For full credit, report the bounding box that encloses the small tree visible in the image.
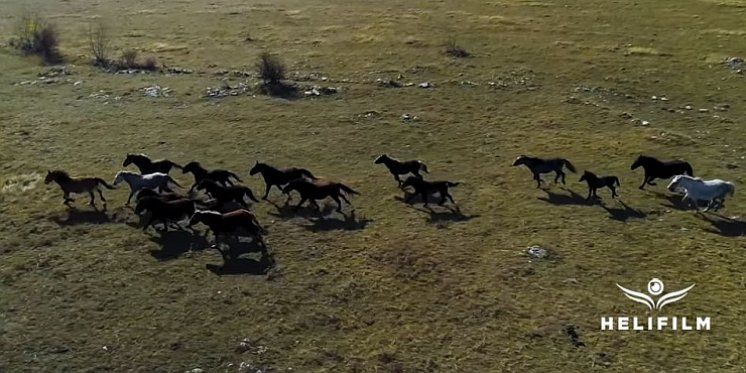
[256,52,286,85]
[444,40,469,58]
[88,23,112,68]
[120,49,138,68]
[11,13,62,64]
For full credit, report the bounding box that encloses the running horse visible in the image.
[631,155,693,190]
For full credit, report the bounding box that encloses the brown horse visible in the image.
[401,176,459,207]
[123,153,182,175]
[44,170,115,208]
[189,210,266,250]
[182,161,242,192]
[249,161,316,199]
[282,179,358,213]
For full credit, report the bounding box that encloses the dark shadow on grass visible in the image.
[301,210,373,232]
[696,213,746,237]
[268,199,337,220]
[537,188,588,206]
[395,192,477,223]
[600,200,647,222]
[206,238,275,276]
[51,207,112,226]
[148,229,210,261]
[652,191,693,211]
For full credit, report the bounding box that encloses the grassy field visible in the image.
[1,0,746,371]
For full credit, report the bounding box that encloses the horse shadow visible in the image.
[652,191,692,211]
[267,199,340,220]
[697,214,746,237]
[600,200,647,222]
[537,188,588,206]
[395,193,477,223]
[301,210,373,232]
[148,229,210,261]
[51,207,113,226]
[206,239,275,276]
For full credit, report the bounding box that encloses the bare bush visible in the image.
[88,23,112,68]
[256,52,286,85]
[11,13,62,64]
[120,49,138,68]
[142,56,158,71]
[445,40,470,58]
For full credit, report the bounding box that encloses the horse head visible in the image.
[249,161,264,175]
[511,155,528,167]
[44,170,55,184]
[666,175,684,192]
[123,154,134,167]
[182,161,199,174]
[579,171,590,182]
[374,154,388,164]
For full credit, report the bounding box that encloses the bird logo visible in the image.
[617,278,695,311]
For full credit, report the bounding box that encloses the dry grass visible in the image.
[0,0,745,371]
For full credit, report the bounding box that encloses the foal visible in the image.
[195,179,259,208]
[183,161,242,192]
[401,176,459,207]
[579,171,620,200]
[189,210,266,250]
[113,171,182,205]
[123,153,182,174]
[631,155,694,190]
[512,155,576,188]
[44,170,115,208]
[249,161,316,199]
[374,154,428,187]
[134,197,196,231]
[282,179,359,213]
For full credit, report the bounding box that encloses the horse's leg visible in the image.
[534,173,542,188]
[393,173,401,187]
[446,192,455,204]
[559,171,566,185]
[647,176,656,186]
[126,190,135,205]
[421,192,429,207]
[97,189,107,203]
[263,184,271,200]
[88,191,96,207]
[310,199,321,211]
[610,186,617,198]
[63,192,73,205]
[142,215,153,231]
[295,197,307,210]
[332,195,343,213]
[638,176,647,190]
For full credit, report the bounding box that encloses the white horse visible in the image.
[667,174,735,212]
[113,171,182,204]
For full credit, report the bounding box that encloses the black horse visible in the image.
[249,162,316,199]
[134,197,196,232]
[579,171,620,200]
[282,179,358,213]
[630,155,693,190]
[374,154,428,187]
[182,161,242,192]
[123,153,182,174]
[512,155,576,188]
[195,179,259,208]
[401,176,459,207]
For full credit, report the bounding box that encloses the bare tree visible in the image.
[88,23,111,68]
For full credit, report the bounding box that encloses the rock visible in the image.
[166,67,193,74]
[304,88,321,96]
[725,56,744,70]
[641,120,650,126]
[73,80,83,86]
[236,338,253,353]
[186,369,204,373]
[376,78,401,88]
[698,108,709,113]
[684,105,693,110]
[660,97,669,101]
[651,95,657,100]
[143,85,170,97]
[402,114,412,121]
[526,246,547,259]
[418,82,433,88]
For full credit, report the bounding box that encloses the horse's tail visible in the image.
[95,178,116,190]
[300,169,317,180]
[419,162,429,173]
[727,183,735,197]
[562,159,577,173]
[228,171,243,182]
[684,163,694,177]
[446,182,460,187]
[338,183,359,196]
[166,175,183,188]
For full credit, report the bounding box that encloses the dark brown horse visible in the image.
[195,179,259,208]
[631,155,694,190]
[189,210,266,250]
[182,161,242,192]
[579,171,620,200]
[44,170,115,208]
[401,176,459,207]
[134,197,196,231]
[249,161,316,199]
[512,155,576,188]
[374,154,428,186]
[282,179,358,213]
[123,153,182,174]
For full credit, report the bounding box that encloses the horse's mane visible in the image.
[128,153,149,160]
[48,170,71,181]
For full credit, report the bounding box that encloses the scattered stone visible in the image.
[725,56,744,71]
[236,338,253,353]
[641,120,650,126]
[619,112,633,119]
[660,97,669,101]
[684,105,693,110]
[143,85,170,97]
[376,78,402,88]
[73,80,83,86]
[418,82,433,88]
[526,246,547,259]
[39,65,72,78]
[165,66,193,74]
[186,369,204,373]
[303,85,338,96]
[698,108,709,113]
[204,81,251,98]
[651,95,657,100]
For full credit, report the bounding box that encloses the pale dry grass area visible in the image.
[0,0,745,371]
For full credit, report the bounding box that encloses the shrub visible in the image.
[256,52,286,85]
[142,56,158,71]
[88,23,112,68]
[120,49,138,68]
[445,40,469,58]
[11,14,62,64]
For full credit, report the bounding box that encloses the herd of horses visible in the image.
[43,152,737,260]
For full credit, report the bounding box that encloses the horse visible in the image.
[134,197,196,231]
[631,155,694,190]
[374,154,428,187]
[249,161,316,199]
[512,155,576,188]
[195,179,259,209]
[44,170,115,208]
[282,179,358,213]
[123,153,182,174]
[667,175,735,211]
[401,176,459,207]
[579,171,620,200]
[188,210,266,253]
[182,161,242,192]
[134,188,184,203]
[113,171,182,205]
